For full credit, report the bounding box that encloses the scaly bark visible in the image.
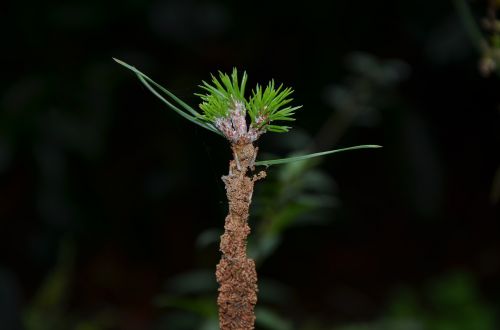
[216,141,266,330]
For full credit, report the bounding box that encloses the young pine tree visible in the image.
[114,59,379,330]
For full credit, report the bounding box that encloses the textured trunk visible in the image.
[216,142,266,330]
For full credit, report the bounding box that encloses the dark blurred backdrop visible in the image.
[2,0,500,329]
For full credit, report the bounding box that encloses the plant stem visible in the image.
[216,141,266,330]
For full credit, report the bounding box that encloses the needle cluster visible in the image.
[196,69,301,142]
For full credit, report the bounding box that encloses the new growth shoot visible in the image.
[196,69,301,143]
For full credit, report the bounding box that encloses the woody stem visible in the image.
[216,142,266,330]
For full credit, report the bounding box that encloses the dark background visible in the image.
[1,0,500,329]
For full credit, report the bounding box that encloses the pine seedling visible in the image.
[114,59,380,330]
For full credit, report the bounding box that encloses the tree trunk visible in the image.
[216,142,266,330]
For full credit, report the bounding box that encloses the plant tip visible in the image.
[113,58,133,69]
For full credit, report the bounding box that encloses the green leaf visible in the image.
[196,68,248,122]
[246,79,301,133]
[255,145,382,167]
[255,307,292,330]
[113,58,222,136]
[266,125,290,133]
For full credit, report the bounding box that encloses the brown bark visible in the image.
[216,141,266,330]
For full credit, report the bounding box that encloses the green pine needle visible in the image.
[246,81,302,131]
[195,68,249,123]
[255,145,382,167]
[113,58,222,136]
[195,69,248,123]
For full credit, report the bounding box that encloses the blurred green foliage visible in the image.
[23,240,116,330]
[336,272,496,330]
